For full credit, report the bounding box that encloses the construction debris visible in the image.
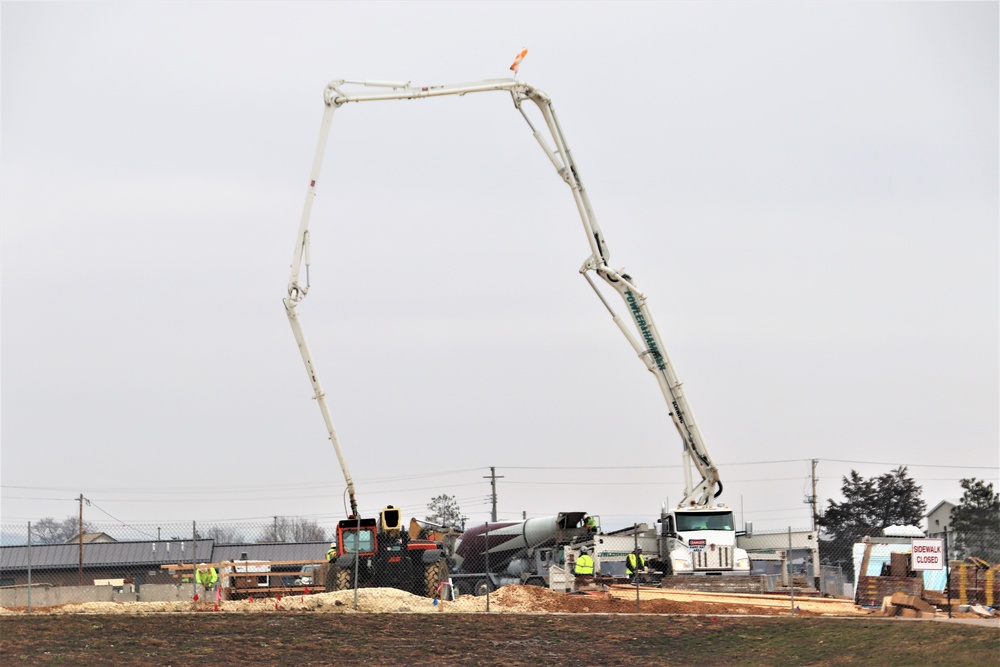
[969,604,995,618]
[880,591,937,618]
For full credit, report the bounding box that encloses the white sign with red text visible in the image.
[911,538,944,570]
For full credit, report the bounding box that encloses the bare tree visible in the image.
[33,516,94,544]
[204,525,246,543]
[258,517,326,543]
[290,518,327,542]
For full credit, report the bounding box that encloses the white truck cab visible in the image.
[661,505,750,575]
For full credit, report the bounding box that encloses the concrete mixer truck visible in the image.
[448,512,592,596]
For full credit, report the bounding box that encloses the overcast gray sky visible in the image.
[2,1,997,536]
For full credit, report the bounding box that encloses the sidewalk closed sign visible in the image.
[911,538,944,570]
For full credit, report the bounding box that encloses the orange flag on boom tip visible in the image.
[510,48,528,75]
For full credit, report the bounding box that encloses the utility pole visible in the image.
[78,493,84,586]
[483,467,504,522]
[809,459,821,591]
[809,459,820,531]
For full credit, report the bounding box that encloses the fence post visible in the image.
[27,521,32,613]
[353,515,360,611]
[944,527,952,618]
[788,527,795,616]
[485,521,491,613]
[192,521,197,600]
[634,524,640,613]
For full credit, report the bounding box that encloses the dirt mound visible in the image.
[0,584,828,616]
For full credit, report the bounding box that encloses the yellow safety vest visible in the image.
[574,554,594,575]
[196,567,218,586]
[626,553,645,574]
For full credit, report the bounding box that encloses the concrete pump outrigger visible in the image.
[285,73,749,585]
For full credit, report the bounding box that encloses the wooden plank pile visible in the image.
[606,585,861,615]
[856,575,923,607]
[880,591,937,618]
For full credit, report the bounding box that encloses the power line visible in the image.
[3,458,992,498]
[84,497,159,540]
[816,459,997,470]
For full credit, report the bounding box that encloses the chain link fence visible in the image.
[2,519,997,612]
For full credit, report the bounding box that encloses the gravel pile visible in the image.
[0,587,529,615]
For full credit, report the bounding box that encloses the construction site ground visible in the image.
[2,585,997,666]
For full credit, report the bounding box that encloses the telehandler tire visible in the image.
[424,558,449,598]
[326,564,353,591]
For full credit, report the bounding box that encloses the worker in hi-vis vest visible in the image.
[574,547,595,577]
[626,547,646,581]
[196,563,218,590]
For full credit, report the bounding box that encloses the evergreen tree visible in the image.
[818,466,926,581]
[426,494,467,530]
[949,478,1000,562]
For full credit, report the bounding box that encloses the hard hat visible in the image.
[199,563,207,567]
[580,547,589,554]
[636,547,642,551]
[330,542,336,548]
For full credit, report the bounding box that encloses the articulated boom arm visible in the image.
[285,77,721,517]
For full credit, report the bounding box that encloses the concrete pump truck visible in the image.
[284,62,748,598]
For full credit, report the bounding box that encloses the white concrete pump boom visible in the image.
[284,76,723,517]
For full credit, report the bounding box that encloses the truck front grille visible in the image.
[692,545,733,570]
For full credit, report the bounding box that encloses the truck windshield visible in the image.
[676,511,734,532]
[341,528,375,553]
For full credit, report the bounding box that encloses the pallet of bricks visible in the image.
[855,551,925,608]
[865,557,999,618]
[948,559,999,610]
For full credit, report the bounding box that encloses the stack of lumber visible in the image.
[607,585,860,615]
[880,591,937,618]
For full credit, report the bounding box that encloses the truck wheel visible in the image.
[424,558,449,598]
[474,578,494,597]
[327,564,353,591]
